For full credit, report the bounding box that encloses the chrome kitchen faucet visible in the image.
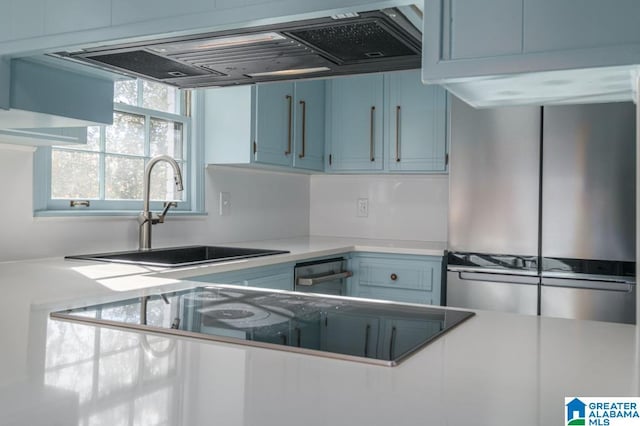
[138,155,184,251]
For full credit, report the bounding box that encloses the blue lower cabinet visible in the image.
[379,318,444,361]
[321,311,380,358]
[349,253,443,305]
[189,263,294,291]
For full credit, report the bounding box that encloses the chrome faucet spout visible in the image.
[138,155,184,251]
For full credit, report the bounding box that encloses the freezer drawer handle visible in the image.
[542,278,633,293]
[296,271,353,286]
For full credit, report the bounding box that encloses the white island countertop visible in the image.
[0,236,638,426]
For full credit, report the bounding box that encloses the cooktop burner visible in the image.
[51,285,474,367]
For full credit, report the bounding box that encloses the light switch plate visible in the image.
[357,198,368,217]
[219,192,231,216]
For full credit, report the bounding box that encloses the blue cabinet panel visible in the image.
[326,71,447,173]
[349,253,443,306]
[385,70,447,172]
[204,80,324,171]
[449,0,523,59]
[2,59,113,129]
[326,74,384,171]
[190,263,294,291]
[255,82,294,167]
[321,311,380,358]
[292,80,324,171]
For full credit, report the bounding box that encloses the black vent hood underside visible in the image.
[57,8,421,88]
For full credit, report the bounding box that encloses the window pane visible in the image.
[105,155,144,200]
[106,112,145,155]
[142,80,179,113]
[85,126,101,151]
[150,119,183,159]
[149,161,185,201]
[114,80,138,106]
[51,150,99,199]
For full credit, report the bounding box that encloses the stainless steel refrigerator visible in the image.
[446,97,636,324]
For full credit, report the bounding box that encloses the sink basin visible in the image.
[65,245,290,267]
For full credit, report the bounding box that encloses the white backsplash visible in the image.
[309,174,448,242]
[0,149,310,261]
[0,146,448,261]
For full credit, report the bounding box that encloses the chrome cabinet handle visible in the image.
[295,327,301,347]
[395,105,401,162]
[298,100,306,159]
[364,324,371,357]
[285,95,292,155]
[389,326,397,360]
[296,271,353,286]
[370,106,376,161]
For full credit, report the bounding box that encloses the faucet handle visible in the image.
[157,201,178,223]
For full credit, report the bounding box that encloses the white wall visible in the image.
[0,149,310,261]
[309,174,448,242]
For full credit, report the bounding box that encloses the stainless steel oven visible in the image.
[294,257,352,295]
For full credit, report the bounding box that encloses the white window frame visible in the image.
[33,82,205,217]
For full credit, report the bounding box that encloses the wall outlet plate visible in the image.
[357,198,368,217]
[219,192,231,216]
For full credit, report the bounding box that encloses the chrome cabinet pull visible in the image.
[296,271,353,286]
[395,105,401,162]
[364,324,371,357]
[389,326,397,360]
[370,106,376,161]
[299,100,306,159]
[285,95,293,155]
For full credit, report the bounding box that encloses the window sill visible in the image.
[33,210,208,218]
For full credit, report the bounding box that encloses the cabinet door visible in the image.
[189,264,294,291]
[386,71,448,172]
[321,312,379,358]
[245,269,294,291]
[523,0,640,53]
[254,82,295,167]
[448,0,523,60]
[293,80,325,171]
[351,254,443,305]
[380,318,444,361]
[326,74,384,171]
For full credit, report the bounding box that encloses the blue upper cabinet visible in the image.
[255,82,295,167]
[326,71,447,173]
[385,71,447,172]
[0,58,112,147]
[325,74,384,172]
[292,80,325,171]
[204,80,325,172]
[423,0,640,107]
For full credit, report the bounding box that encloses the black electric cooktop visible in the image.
[51,285,474,367]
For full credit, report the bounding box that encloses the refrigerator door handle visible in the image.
[541,277,634,293]
[455,271,540,285]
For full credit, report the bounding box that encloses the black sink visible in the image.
[66,245,290,267]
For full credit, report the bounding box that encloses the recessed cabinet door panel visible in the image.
[449,0,523,59]
[321,312,379,358]
[386,70,447,172]
[255,82,294,167]
[523,0,640,53]
[293,80,325,171]
[327,74,384,171]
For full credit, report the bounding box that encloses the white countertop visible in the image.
[1,236,638,426]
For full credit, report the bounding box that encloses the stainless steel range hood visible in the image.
[54,8,421,88]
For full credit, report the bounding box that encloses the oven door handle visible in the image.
[297,271,353,286]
